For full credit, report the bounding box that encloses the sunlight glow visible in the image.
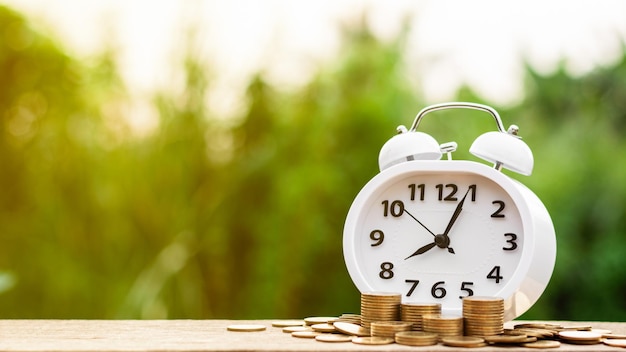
[5,0,626,113]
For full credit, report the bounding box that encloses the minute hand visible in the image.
[441,188,471,237]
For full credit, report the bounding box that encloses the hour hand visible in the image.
[405,242,436,260]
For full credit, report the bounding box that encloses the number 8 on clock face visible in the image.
[343,160,556,321]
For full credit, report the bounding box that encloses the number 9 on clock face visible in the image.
[343,161,556,320]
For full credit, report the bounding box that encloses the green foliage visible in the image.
[1,5,626,321]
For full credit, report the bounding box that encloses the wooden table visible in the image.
[0,320,623,351]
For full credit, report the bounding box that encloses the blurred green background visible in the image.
[1,4,626,321]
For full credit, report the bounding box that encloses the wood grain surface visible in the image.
[0,320,622,351]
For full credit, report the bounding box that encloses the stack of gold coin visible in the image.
[462,296,504,337]
[395,331,439,346]
[400,302,441,331]
[422,314,463,339]
[360,292,401,328]
[370,321,412,338]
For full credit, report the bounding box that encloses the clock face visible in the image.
[344,162,529,316]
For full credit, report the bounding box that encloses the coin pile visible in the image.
[400,302,441,331]
[360,292,401,328]
[463,296,504,336]
[422,314,464,339]
[370,321,412,337]
[232,292,622,349]
[394,331,438,346]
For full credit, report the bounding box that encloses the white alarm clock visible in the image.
[343,102,556,321]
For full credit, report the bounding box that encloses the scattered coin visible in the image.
[332,321,370,337]
[559,324,592,331]
[291,330,321,338]
[515,327,556,338]
[522,340,561,349]
[352,336,395,345]
[604,339,626,348]
[304,316,336,325]
[315,333,352,343]
[282,326,310,333]
[515,323,561,330]
[226,324,266,332]
[310,323,337,333]
[483,334,529,344]
[280,291,616,349]
[271,320,304,327]
[558,330,603,344]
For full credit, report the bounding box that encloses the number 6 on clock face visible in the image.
[343,160,556,321]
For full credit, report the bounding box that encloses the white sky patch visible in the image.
[4,0,626,119]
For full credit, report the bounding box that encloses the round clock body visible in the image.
[343,160,556,321]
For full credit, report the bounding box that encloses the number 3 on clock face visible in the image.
[343,160,555,320]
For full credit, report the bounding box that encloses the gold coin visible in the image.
[523,340,561,349]
[282,326,310,333]
[514,328,553,338]
[559,324,592,330]
[226,324,267,332]
[291,330,321,338]
[332,322,370,337]
[514,323,551,329]
[604,339,626,347]
[558,330,603,342]
[441,336,486,348]
[271,320,304,327]
[304,316,336,325]
[483,334,529,344]
[352,336,395,345]
[513,336,538,344]
[503,329,527,335]
[310,323,337,333]
[315,334,352,343]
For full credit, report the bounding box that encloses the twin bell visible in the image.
[378,102,534,176]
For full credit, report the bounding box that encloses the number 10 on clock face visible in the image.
[343,165,526,316]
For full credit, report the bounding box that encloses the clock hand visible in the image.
[403,208,436,237]
[436,187,471,254]
[405,242,436,260]
[441,188,471,237]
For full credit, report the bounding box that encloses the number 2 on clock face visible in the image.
[358,174,523,307]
